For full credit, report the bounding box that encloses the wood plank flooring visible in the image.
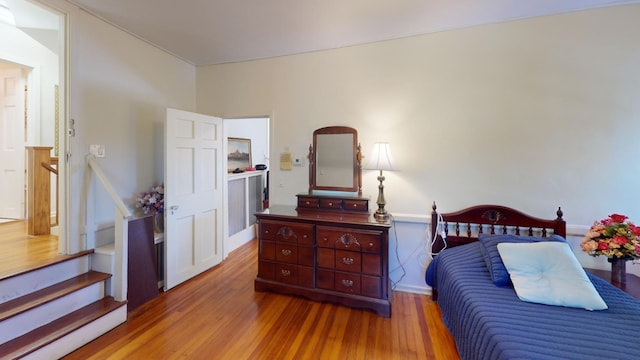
[64,239,460,360]
[0,220,62,279]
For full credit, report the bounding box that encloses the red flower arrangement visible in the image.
[581,214,640,260]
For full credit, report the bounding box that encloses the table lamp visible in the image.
[364,142,398,221]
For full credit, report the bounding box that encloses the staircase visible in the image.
[0,251,127,359]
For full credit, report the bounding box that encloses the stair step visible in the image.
[0,297,127,359]
[0,250,94,282]
[0,271,111,322]
[1,252,94,305]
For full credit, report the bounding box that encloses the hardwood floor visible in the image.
[64,239,460,360]
[0,220,61,280]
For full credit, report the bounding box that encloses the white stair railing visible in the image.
[87,155,132,302]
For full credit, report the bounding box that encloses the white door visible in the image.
[0,68,26,219]
[164,108,223,290]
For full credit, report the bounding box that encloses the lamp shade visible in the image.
[364,142,398,171]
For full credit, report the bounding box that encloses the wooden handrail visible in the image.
[86,155,132,302]
[41,162,58,175]
[87,156,132,218]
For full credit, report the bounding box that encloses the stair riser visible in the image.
[0,282,105,344]
[21,305,127,360]
[0,257,91,305]
[92,247,115,296]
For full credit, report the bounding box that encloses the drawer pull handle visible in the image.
[341,279,354,287]
[264,230,270,235]
[328,202,333,206]
[342,257,354,265]
[369,242,374,248]
[281,269,291,277]
[303,234,308,239]
[305,201,310,205]
[281,249,292,256]
[353,203,358,207]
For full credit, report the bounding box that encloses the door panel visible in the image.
[0,69,26,219]
[165,108,223,290]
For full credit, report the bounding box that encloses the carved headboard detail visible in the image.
[430,202,565,254]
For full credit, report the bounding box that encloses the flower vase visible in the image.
[154,213,164,233]
[608,257,627,285]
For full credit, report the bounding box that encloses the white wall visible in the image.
[57,2,197,251]
[197,5,640,291]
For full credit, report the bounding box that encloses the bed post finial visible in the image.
[432,201,437,213]
[556,207,564,221]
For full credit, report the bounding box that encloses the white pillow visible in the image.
[497,241,608,310]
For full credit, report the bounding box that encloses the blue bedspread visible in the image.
[426,242,640,360]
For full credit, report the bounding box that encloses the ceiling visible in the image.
[9,0,640,66]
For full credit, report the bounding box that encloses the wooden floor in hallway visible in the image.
[0,220,61,280]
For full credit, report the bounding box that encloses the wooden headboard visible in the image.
[430,202,566,254]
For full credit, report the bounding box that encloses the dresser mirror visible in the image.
[308,126,362,195]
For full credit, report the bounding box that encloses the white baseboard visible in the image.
[392,283,432,296]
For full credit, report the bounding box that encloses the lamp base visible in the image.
[374,209,390,222]
[374,170,389,222]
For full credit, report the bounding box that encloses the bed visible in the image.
[425,203,640,360]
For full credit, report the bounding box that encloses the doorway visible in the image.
[223,116,270,258]
[0,0,66,268]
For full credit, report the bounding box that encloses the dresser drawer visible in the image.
[362,253,381,276]
[334,271,361,295]
[298,245,315,267]
[258,260,275,280]
[295,194,369,214]
[317,226,382,253]
[317,247,335,269]
[276,263,298,285]
[275,263,314,287]
[275,243,297,264]
[259,241,276,261]
[334,250,361,273]
[362,275,382,298]
[274,243,315,266]
[316,269,365,296]
[297,196,319,209]
[319,198,342,210]
[316,268,334,291]
[343,199,368,212]
[260,221,314,245]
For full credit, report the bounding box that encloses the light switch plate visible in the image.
[90,144,105,157]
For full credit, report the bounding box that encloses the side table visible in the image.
[585,268,640,300]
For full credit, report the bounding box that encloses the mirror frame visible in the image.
[308,126,362,195]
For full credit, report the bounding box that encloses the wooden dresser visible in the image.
[254,194,392,317]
